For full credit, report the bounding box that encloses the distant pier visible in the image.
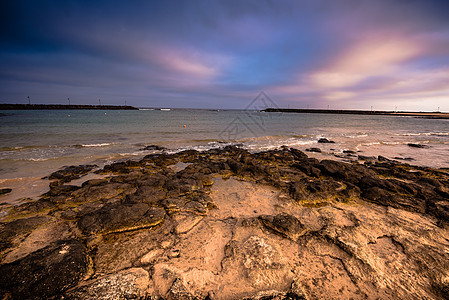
[262,108,449,119]
[0,104,139,110]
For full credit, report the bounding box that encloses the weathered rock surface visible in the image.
[259,214,306,242]
[65,267,150,299]
[1,146,448,299]
[78,203,166,234]
[0,239,89,299]
[0,215,52,255]
[47,164,97,187]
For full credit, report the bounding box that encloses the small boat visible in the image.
[160,108,171,111]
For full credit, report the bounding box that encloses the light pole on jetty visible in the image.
[27,96,30,105]
[68,98,70,105]
[98,99,102,106]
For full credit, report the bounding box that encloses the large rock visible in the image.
[77,203,165,235]
[0,239,89,299]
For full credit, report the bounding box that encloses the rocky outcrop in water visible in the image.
[408,143,431,148]
[0,146,448,299]
[0,189,11,196]
[317,138,335,143]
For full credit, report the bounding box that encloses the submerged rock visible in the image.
[142,144,167,151]
[408,143,430,148]
[318,138,335,143]
[305,147,322,153]
[0,188,11,195]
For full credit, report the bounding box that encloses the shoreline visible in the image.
[263,108,449,119]
[1,140,448,204]
[1,146,448,299]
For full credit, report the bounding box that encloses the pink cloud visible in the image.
[310,36,423,89]
[149,47,226,78]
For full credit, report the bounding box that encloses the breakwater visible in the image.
[0,104,138,110]
[263,108,449,119]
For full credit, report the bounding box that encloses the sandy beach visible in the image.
[1,146,448,299]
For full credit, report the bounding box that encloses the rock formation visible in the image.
[1,146,448,299]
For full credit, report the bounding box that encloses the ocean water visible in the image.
[1,109,448,183]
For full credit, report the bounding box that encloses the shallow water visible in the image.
[0,109,448,183]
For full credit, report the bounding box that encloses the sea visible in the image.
[1,109,448,203]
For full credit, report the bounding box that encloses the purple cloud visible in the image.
[1,0,448,110]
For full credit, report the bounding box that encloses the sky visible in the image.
[1,0,449,110]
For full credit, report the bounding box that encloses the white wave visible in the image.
[27,158,50,162]
[165,142,238,154]
[345,134,368,138]
[81,143,113,147]
[381,142,402,145]
[360,142,381,146]
[244,138,316,152]
[290,140,316,146]
[398,133,421,136]
[117,151,147,156]
[398,132,449,136]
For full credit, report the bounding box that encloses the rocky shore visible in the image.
[1,146,448,299]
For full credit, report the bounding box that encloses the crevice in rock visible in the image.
[322,254,362,293]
